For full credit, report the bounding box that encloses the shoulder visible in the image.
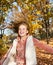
[33,37,40,44]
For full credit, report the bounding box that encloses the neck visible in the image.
[18,34,29,41]
[20,35,27,41]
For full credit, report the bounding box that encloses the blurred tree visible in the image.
[0,0,53,43]
[0,0,53,59]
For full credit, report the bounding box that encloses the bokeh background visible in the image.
[0,0,53,65]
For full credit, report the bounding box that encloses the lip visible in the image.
[20,32,24,34]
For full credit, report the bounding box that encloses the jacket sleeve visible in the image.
[2,39,17,65]
[8,39,17,58]
[33,38,53,54]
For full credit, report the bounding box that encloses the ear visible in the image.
[27,30,28,34]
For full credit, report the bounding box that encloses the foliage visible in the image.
[0,0,53,41]
[0,36,10,59]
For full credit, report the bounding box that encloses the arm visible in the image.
[6,39,17,58]
[33,38,53,54]
[0,45,12,65]
[0,39,17,65]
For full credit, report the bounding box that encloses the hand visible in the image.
[0,55,7,65]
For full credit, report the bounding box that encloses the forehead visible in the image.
[19,24,27,28]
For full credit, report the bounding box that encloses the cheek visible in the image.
[18,30,20,34]
[23,29,28,33]
[23,30,28,34]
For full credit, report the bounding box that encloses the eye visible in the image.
[23,28,25,30]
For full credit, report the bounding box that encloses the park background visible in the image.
[0,0,53,65]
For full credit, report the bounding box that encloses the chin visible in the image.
[20,35,25,37]
[19,34,25,37]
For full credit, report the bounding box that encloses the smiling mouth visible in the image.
[20,32,24,34]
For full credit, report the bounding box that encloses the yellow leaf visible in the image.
[36,11,41,15]
[24,4,29,9]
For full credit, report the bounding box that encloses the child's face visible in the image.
[18,24,28,37]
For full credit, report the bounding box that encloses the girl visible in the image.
[1,21,53,65]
